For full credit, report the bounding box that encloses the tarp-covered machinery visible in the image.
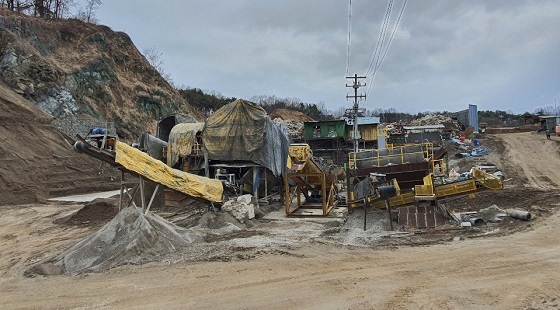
[202,99,289,178]
[166,122,205,172]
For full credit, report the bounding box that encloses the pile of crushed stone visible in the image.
[29,207,202,275]
[409,114,463,132]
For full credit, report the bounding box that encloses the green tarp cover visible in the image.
[202,99,289,176]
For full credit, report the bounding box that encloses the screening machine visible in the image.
[284,144,339,216]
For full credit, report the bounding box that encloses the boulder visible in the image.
[237,194,262,216]
[222,199,255,223]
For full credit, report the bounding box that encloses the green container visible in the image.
[303,120,347,139]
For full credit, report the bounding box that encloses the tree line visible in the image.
[177,89,335,121]
[0,0,102,23]
[179,88,545,128]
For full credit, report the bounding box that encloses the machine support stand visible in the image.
[385,198,394,231]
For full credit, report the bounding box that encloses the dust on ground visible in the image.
[1,132,560,309]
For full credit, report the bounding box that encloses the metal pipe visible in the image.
[468,217,485,226]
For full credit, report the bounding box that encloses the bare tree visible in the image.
[53,0,75,18]
[13,0,34,13]
[143,46,165,71]
[2,0,74,18]
[75,0,101,23]
[33,0,46,16]
[142,46,174,86]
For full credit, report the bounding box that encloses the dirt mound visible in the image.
[63,198,119,226]
[29,207,202,275]
[269,109,315,122]
[0,83,120,206]
[485,125,536,134]
[195,211,246,230]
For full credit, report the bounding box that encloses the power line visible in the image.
[373,0,408,76]
[366,0,408,98]
[364,0,394,78]
[372,0,394,77]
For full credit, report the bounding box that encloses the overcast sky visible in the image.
[91,0,560,114]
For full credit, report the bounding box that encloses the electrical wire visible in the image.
[374,0,408,76]
[364,0,394,78]
[366,0,408,98]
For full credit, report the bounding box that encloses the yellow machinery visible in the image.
[284,144,338,216]
[74,138,224,214]
[348,142,446,175]
[370,167,503,209]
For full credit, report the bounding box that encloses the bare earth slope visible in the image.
[0,132,559,309]
[0,82,119,205]
[487,131,560,189]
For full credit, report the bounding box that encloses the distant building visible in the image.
[454,104,479,133]
[538,115,559,132]
[302,117,380,165]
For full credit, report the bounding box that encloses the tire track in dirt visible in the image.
[495,132,560,189]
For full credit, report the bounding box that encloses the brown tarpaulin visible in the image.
[166,123,204,167]
[202,99,289,176]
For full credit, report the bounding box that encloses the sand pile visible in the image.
[62,198,119,226]
[31,207,202,275]
[269,108,315,122]
[195,211,246,233]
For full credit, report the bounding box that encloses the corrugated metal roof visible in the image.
[357,117,380,125]
[403,124,445,130]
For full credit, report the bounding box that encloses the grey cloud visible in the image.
[90,0,560,114]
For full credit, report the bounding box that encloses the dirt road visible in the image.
[1,132,560,309]
[491,131,560,189]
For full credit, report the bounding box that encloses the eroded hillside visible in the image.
[0,8,200,138]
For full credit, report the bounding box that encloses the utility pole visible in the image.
[346,74,366,153]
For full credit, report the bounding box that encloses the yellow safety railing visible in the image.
[432,158,447,175]
[348,142,433,169]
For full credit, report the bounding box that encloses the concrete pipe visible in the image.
[507,209,532,221]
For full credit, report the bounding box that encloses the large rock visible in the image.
[222,199,255,223]
[237,194,262,216]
